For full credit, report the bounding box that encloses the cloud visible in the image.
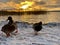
[0,0,10,2]
[0,0,59,10]
[0,1,20,10]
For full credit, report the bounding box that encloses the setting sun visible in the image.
[20,4,29,9]
[20,1,34,10]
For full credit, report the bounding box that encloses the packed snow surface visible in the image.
[0,21,60,45]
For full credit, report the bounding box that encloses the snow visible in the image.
[0,21,60,45]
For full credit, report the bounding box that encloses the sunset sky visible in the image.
[0,0,59,3]
[0,0,60,10]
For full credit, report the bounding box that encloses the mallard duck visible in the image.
[1,16,18,37]
[33,21,42,35]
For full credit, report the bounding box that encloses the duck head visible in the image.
[7,16,12,21]
[7,16,13,25]
[39,21,42,25]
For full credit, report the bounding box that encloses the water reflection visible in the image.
[0,12,60,24]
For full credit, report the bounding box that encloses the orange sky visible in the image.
[0,0,60,10]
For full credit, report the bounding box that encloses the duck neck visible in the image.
[8,19,14,25]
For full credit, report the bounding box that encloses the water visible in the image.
[0,12,60,24]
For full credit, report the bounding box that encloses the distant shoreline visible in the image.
[0,10,60,15]
[0,10,48,15]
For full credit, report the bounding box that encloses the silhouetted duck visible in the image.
[33,21,42,35]
[1,16,18,37]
